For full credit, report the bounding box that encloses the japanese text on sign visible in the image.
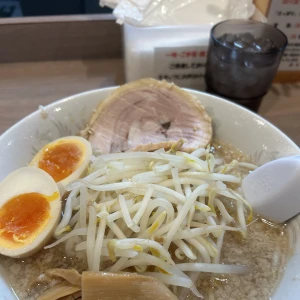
[154,47,208,88]
[268,0,300,70]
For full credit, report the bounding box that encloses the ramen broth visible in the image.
[0,142,290,300]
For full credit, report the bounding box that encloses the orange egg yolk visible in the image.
[0,193,55,245]
[38,142,83,182]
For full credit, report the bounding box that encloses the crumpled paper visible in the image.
[100,0,260,26]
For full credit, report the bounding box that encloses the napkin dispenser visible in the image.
[123,23,211,89]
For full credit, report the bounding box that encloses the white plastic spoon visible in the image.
[242,156,300,223]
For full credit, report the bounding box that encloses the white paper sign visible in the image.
[154,46,208,89]
[268,0,300,70]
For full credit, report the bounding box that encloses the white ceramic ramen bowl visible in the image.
[0,88,299,300]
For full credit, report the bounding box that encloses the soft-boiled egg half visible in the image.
[30,136,92,189]
[0,167,61,258]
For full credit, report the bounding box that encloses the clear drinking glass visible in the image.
[205,20,288,112]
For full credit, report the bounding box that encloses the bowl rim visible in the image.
[1,86,298,151]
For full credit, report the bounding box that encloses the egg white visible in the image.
[0,167,61,258]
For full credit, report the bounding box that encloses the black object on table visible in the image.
[20,0,112,16]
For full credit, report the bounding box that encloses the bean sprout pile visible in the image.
[45,146,257,297]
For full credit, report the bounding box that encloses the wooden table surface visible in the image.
[0,58,299,146]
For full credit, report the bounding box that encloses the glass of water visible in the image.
[205,20,287,112]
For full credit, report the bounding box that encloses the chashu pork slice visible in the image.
[81,78,212,153]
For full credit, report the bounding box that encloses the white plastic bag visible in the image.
[100,0,260,26]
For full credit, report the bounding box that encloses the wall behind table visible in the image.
[0,15,122,63]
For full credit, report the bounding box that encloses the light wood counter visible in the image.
[0,59,299,146]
